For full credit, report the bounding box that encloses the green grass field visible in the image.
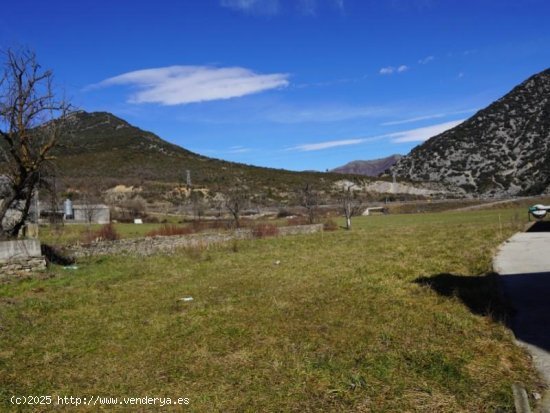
[0,208,543,412]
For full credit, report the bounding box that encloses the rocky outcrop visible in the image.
[390,68,550,196]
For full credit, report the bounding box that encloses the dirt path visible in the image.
[493,223,550,412]
[453,197,532,212]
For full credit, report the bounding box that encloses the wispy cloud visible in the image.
[88,66,289,105]
[298,0,345,15]
[293,74,367,89]
[265,104,388,123]
[418,55,434,64]
[382,109,476,126]
[379,65,408,75]
[289,119,466,151]
[221,0,344,16]
[290,138,366,151]
[298,0,317,15]
[389,119,465,143]
[220,0,280,15]
[228,145,252,153]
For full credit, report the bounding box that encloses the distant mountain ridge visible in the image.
[50,111,377,201]
[390,68,550,196]
[331,155,402,176]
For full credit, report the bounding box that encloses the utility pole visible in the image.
[186,170,191,188]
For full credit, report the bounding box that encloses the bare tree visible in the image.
[339,185,364,230]
[80,192,100,225]
[123,196,147,220]
[189,190,206,221]
[223,185,249,228]
[0,48,71,238]
[298,183,319,224]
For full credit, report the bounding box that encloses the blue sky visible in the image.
[2,0,549,171]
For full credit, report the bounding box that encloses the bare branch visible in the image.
[0,47,71,238]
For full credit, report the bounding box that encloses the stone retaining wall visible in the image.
[67,224,323,258]
[0,257,47,275]
[0,239,47,277]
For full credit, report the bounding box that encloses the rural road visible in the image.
[493,221,550,412]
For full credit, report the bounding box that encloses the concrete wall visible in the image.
[67,224,324,258]
[0,239,42,260]
[71,205,110,224]
[0,239,46,277]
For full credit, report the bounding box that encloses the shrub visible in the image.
[323,219,339,231]
[146,224,195,237]
[83,223,120,243]
[252,223,279,238]
[276,209,293,218]
[287,216,309,226]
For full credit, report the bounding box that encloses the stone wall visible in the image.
[0,257,47,275]
[66,224,324,258]
[0,239,47,277]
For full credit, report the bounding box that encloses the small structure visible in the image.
[70,204,110,224]
[41,199,110,224]
[362,207,388,216]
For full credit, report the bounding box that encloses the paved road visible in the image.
[494,224,550,412]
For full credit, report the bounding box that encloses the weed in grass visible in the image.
[252,223,279,238]
[147,224,195,237]
[323,219,339,231]
[82,223,120,243]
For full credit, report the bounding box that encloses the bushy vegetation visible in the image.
[146,224,195,237]
[83,223,120,243]
[251,223,279,238]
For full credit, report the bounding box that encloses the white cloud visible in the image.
[266,104,388,123]
[220,0,280,15]
[332,0,344,10]
[89,66,289,105]
[380,65,408,75]
[389,119,465,143]
[287,119,464,152]
[228,146,252,153]
[290,138,365,151]
[418,55,434,64]
[382,109,476,126]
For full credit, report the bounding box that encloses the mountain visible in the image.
[50,111,374,202]
[390,68,550,196]
[332,155,402,176]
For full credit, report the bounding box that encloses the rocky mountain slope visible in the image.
[331,155,402,176]
[390,68,550,196]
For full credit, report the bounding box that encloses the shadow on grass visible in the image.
[41,244,75,266]
[417,271,550,353]
[414,272,513,323]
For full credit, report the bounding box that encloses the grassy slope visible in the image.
[0,209,542,412]
[51,112,375,200]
